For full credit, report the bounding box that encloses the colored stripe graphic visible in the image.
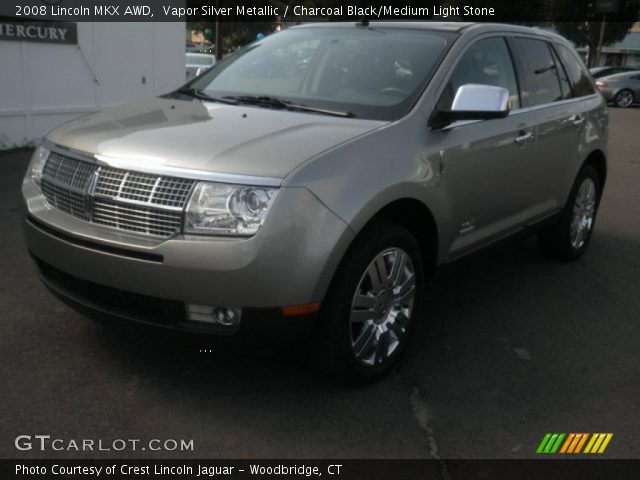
[538,433,613,454]
[584,433,613,454]
[536,433,565,454]
[549,433,565,453]
[536,433,552,454]
[574,433,589,453]
[559,433,575,453]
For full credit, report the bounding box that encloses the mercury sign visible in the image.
[0,22,77,44]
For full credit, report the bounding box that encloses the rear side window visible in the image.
[555,44,596,97]
[437,37,520,111]
[513,38,564,106]
[550,48,572,100]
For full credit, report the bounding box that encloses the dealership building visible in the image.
[589,30,640,67]
[0,21,185,149]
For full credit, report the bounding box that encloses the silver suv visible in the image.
[23,23,607,381]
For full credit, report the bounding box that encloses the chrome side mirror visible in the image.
[431,84,510,128]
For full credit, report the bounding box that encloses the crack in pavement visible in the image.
[393,370,452,480]
[409,386,442,461]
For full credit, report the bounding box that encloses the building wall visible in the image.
[602,52,640,67]
[0,22,186,149]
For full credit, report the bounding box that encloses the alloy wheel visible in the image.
[616,90,634,108]
[349,248,416,366]
[570,177,597,250]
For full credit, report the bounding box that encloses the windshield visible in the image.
[187,27,455,121]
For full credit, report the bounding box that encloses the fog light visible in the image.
[186,304,242,327]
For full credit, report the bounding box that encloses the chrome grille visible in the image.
[94,168,194,208]
[41,152,96,220]
[40,152,195,238]
[92,199,183,237]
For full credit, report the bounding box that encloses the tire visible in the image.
[538,165,601,261]
[311,220,424,383]
[614,89,634,108]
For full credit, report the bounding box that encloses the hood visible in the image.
[46,97,385,180]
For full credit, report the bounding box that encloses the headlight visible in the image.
[29,143,50,187]
[184,182,278,236]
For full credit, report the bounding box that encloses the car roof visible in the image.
[291,21,472,32]
[291,21,568,41]
[599,70,640,80]
[592,66,636,71]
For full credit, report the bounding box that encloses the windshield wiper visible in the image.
[175,87,238,105]
[222,95,354,118]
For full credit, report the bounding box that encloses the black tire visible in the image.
[538,165,601,261]
[614,89,634,108]
[311,220,424,383]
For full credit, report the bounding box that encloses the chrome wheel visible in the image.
[570,178,597,250]
[615,90,634,108]
[350,248,416,366]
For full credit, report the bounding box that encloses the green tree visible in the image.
[553,0,640,66]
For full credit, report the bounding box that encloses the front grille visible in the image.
[94,168,194,207]
[40,151,195,238]
[41,152,96,220]
[92,199,183,237]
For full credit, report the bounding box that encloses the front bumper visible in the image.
[23,177,355,332]
[32,253,317,337]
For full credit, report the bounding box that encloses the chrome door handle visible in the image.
[514,132,534,145]
[571,115,585,126]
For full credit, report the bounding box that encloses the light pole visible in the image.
[215,0,222,61]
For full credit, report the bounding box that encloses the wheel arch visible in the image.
[314,196,440,309]
[582,148,607,195]
[364,198,440,271]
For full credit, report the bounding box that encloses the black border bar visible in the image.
[2,459,640,480]
[0,0,639,22]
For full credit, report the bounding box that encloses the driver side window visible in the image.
[438,37,521,111]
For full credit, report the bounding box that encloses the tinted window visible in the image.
[514,38,564,106]
[550,48,572,100]
[438,37,520,110]
[555,44,596,97]
[189,28,454,121]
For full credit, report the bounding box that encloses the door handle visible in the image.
[514,131,534,145]
[571,115,585,126]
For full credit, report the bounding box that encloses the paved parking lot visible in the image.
[1,108,639,460]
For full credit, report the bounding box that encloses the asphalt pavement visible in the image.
[1,108,638,460]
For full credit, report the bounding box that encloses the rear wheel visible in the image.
[614,89,634,108]
[538,165,601,260]
[313,221,424,383]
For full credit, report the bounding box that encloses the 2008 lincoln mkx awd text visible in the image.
[22,22,607,381]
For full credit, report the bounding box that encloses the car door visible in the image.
[433,36,536,258]
[510,37,583,221]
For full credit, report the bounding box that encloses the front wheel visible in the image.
[538,165,601,260]
[313,221,424,383]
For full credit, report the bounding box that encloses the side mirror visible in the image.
[431,84,510,129]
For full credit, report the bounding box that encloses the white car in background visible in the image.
[186,53,216,81]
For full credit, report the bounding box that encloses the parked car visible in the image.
[589,66,639,79]
[595,71,640,108]
[185,53,216,81]
[23,23,607,381]
[185,41,203,53]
